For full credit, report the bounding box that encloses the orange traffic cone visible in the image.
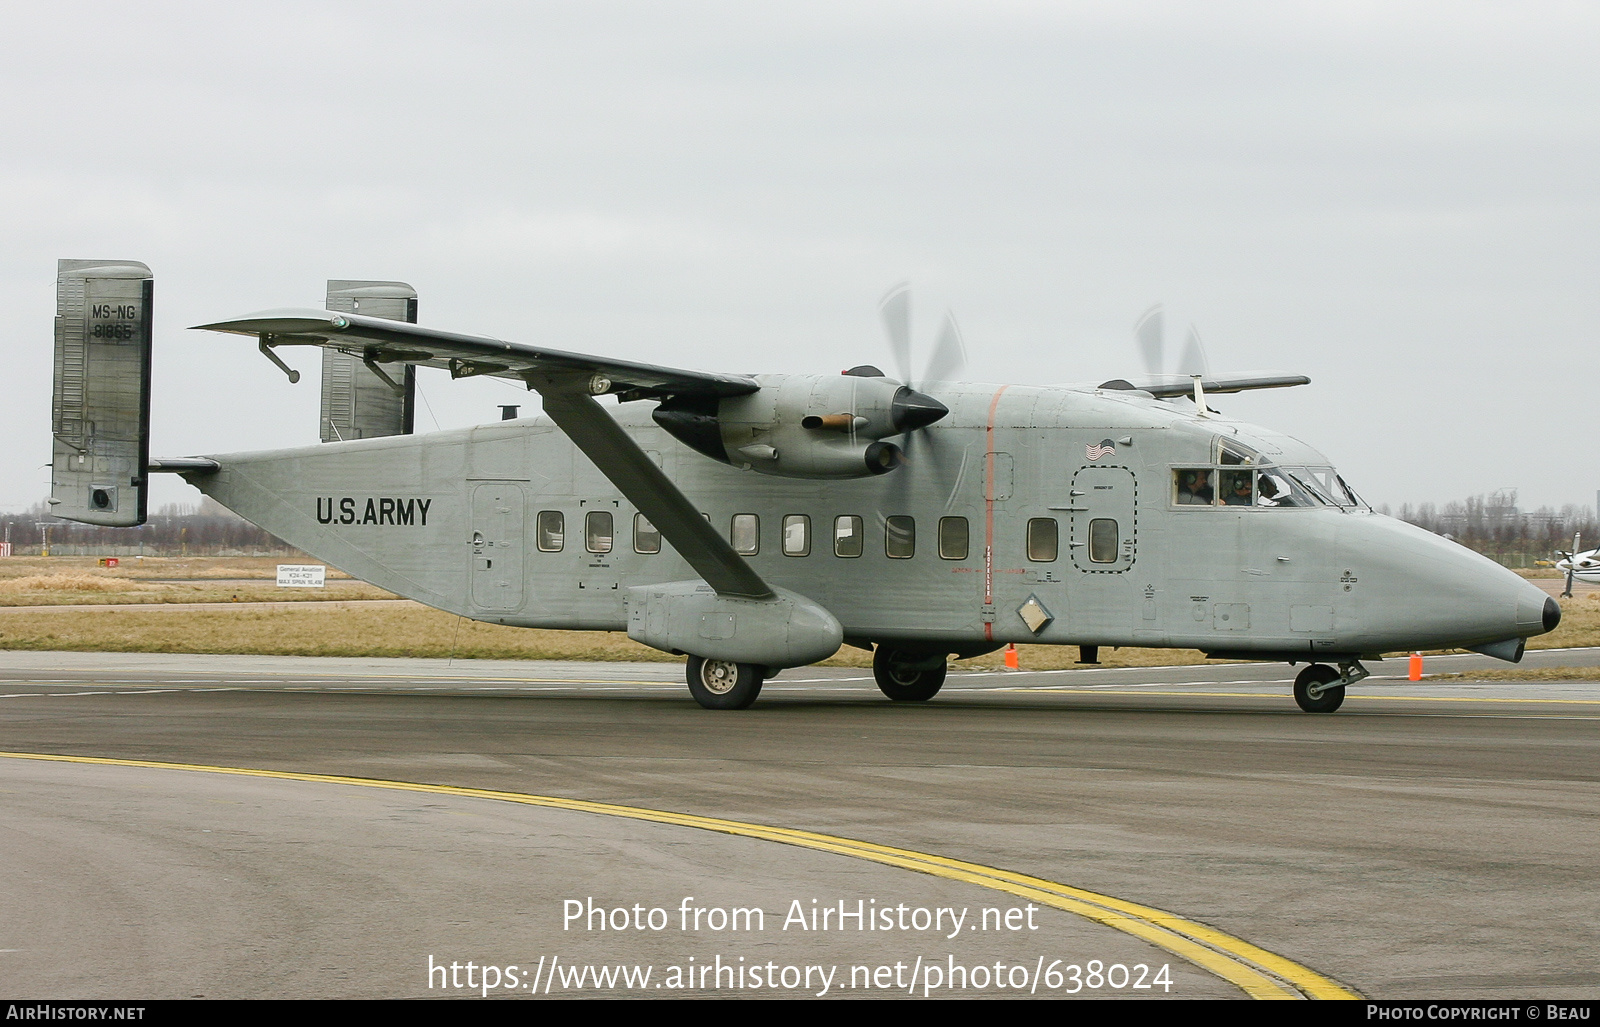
[1004,643,1019,671]
[1409,652,1423,681]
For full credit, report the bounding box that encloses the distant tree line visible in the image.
[0,499,299,557]
[1375,490,1596,568]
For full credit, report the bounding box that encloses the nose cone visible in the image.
[1545,596,1562,632]
[1345,516,1563,652]
[1510,582,1562,639]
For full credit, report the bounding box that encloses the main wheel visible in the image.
[686,656,764,710]
[1293,664,1345,713]
[873,647,947,702]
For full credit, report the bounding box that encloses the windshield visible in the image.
[1171,463,1366,509]
[1253,469,1316,507]
[1278,466,1366,509]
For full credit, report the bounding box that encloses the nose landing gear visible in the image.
[1292,660,1369,713]
[1293,665,1344,713]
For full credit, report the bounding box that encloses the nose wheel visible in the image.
[686,656,764,710]
[873,647,947,702]
[1293,664,1345,713]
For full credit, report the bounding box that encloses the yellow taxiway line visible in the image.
[0,749,1356,1000]
[1003,688,1600,704]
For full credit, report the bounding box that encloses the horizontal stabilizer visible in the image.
[1098,371,1310,398]
[148,458,219,474]
[196,309,761,401]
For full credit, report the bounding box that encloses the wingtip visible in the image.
[190,308,349,334]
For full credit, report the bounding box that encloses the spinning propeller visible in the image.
[873,283,972,517]
[1135,303,1211,380]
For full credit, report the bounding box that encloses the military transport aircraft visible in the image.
[49,261,1560,711]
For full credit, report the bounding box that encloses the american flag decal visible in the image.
[1085,440,1116,460]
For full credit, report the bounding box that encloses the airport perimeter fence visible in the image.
[1479,550,1564,570]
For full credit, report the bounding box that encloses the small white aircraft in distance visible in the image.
[48,262,1561,712]
[1556,551,1600,583]
[1555,535,1598,598]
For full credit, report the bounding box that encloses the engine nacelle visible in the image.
[652,371,946,480]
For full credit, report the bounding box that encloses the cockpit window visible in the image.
[1174,462,1358,509]
[1218,469,1254,506]
[1174,468,1216,505]
[1281,466,1365,509]
[1256,470,1316,507]
[1214,438,1260,466]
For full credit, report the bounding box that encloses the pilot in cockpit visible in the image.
[1177,469,1214,505]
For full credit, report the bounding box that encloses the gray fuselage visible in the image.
[190,380,1552,661]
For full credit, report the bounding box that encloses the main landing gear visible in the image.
[1292,660,1369,713]
[872,647,947,702]
[686,656,764,710]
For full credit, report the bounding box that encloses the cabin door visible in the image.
[1066,464,1138,634]
[1069,465,1137,571]
[470,482,525,611]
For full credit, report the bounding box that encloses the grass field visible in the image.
[0,556,387,605]
[0,557,1595,672]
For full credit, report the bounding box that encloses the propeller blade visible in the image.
[1135,304,1165,376]
[1177,324,1211,377]
[878,283,913,383]
[922,311,967,386]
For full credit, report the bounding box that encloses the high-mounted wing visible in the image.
[195,309,761,401]
[196,308,773,600]
[1097,371,1310,397]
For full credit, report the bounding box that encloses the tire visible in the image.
[1293,664,1345,713]
[873,647,947,702]
[686,656,764,710]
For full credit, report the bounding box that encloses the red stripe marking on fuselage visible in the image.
[983,385,1012,641]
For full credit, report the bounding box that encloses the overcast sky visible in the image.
[3,1,1595,514]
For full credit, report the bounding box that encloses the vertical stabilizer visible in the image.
[51,259,153,526]
[319,280,417,442]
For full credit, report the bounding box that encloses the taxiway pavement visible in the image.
[1,650,1596,1000]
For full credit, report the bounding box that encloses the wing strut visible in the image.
[532,377,774,601]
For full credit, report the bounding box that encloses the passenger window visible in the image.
[1027,518,1058,561]
[731,513,759,555]
[585,511,613,554]
[634,513,661,554]
[938,516,969,560]
[834,515,864,558]
[536,511,564,552]
[885,516,915,559]
[1174,468,1216,506]
[1089,518,1118,563]
[1218,469,1254,507]
[782,514,810,556]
